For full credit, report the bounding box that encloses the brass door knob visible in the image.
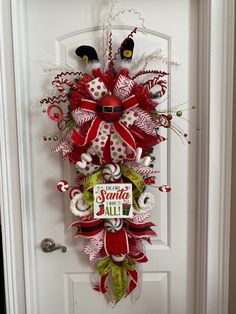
[41,238,67,253]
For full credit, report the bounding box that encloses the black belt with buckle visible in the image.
[96,105,123,113]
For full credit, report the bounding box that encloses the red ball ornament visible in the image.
[96,95,123,122]
[166,114,173,120]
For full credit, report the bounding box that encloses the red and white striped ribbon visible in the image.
[55,78,79,93]
[143,78,167,97]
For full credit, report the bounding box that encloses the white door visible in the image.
[26,0,198,313]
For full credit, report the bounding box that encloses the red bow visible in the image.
[71,95,138,158]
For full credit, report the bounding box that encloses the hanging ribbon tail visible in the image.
[94,273,110,294]
[123,220,157,238]
[111,262,128,303]
[96,257,112,293]
[128,252,148,263]
[121,258,137,297]
[69,219,104,238]
[127,269,138,295]
[96,257,128,303]
[71,116,103,146]
[113,121,136,158]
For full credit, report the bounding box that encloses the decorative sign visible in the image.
[93,183,133,218]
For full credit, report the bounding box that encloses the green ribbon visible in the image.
[97,257,136,303]
[120,164,145,196]
[83,171,103,206]
[120,164,145,212]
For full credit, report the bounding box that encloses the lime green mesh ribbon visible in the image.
[97,256,136,303]
[120,164,145,212]
[83,170,103,205]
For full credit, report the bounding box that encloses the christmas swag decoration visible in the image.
[40,17,191,304]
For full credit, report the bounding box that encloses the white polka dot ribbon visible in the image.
[86,77,108,100]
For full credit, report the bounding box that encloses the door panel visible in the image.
[27,0,198,313]
[65,272,168,314]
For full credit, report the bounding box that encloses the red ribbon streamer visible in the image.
[113,121,136,158]
[104,229,129,256]
[80,99,97,112]
[71,116,103,146]
[127,270,138,295]
[99,273,109,294]
[122,95,138,110]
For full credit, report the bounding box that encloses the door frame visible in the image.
[0,0,234,313]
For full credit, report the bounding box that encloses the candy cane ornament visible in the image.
[144,77,167,98]
[132,167,160,174]
[76,153,93,169]
[55,78,79,94]
[135,147,152,167]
